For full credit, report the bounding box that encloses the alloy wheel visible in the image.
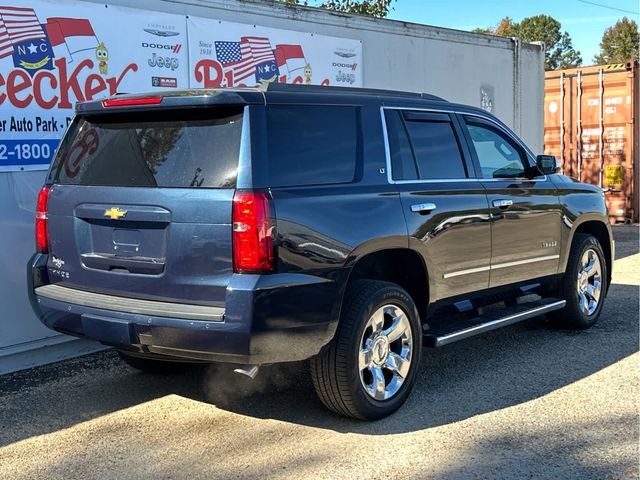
[358,304,413,401]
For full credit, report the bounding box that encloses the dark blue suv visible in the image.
[29,84,613,419]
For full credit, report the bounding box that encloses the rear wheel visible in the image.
[551,233,607,329]
[117,350,191,374]
[310,280,422,420]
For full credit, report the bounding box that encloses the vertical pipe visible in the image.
[560,72,565,174]
[512,38,521,136]
[598,69,604,187]
[577,70,582,182]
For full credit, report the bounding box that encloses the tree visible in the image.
[494,17,518,37]
[473,15,582,70]
[517,14,561,54]
[281,0,394,17]
[471,18,517,36]
[555,32,583,69]
[472,14,582,70]
[594,17,639,64]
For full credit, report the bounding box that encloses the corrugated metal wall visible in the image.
[0,0,545,373]
[545,62,639,223]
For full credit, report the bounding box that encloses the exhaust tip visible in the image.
[233,365,259,379]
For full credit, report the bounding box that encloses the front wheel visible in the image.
[551,233,608,329]
[310,280,422,420]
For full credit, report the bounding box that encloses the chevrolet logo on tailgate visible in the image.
[104,207,127,220]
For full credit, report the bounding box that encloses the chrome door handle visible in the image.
[410,203,437,213]
[492,199,513,209]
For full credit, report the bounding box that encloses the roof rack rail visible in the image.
[264,83,447,102]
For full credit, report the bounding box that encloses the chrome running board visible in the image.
[423,298,566,347]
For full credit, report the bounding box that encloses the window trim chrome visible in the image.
[380,106,547,185]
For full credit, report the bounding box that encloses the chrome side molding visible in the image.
[443,254,560,279]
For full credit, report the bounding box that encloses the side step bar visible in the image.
[423,298,566,347]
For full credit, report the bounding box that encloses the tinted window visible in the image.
[49,109,242,188]
[385,110,467,180]
[405,119,466,179]
[385,110,417,180]
[267,106,357,187]
[465,120,526,179]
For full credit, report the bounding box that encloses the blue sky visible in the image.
[384,0,639,65]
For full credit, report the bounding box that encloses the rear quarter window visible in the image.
[266,105,357,187]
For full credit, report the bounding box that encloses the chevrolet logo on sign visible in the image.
[104,207,127,220]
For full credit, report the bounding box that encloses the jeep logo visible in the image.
[142,42,182,54]
[148,53,179,71]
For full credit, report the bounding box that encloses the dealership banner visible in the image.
[187,16,362,89]
[0,0,187,171]
[0,1,363,171]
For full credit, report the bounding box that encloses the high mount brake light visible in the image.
[232,191,273,273]
[35,186,51,254]
[102,97,163,107]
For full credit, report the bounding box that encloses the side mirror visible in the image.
[536,155,560,175]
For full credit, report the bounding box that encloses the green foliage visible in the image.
[281,0,394,17]
[473,14,582,70]
[494,17,518,37]
[555,32,583,70]
[594,17,639,65]
[517,14,561,52]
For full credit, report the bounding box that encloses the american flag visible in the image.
[0,6,46,59]
[215,36,276,83]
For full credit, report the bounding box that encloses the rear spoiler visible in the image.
[76,88,265,114]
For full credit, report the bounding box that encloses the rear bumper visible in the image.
[28,253,344,365]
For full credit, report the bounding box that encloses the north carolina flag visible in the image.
[274,44,306,80]
[0,6,47,58]
[45,17,98,61]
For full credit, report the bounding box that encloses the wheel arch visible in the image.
[343,248,429,323]
[563,216,613,288]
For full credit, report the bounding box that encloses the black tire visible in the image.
[117,350,191,374]
[551,233,608,329]
[310,280,423,420]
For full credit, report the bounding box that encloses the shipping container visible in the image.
[545,61,639,223]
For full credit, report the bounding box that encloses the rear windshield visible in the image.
[48,108,242,188]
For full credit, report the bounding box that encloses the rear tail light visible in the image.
[35,186,51,253]
[102,96,163,107]
[232,191,273,273]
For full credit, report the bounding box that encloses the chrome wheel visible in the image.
[576,248,602,316]
[359,304,413,401]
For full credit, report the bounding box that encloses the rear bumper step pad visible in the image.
[35,284,224,322]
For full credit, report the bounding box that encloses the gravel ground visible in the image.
[0,226,638,480]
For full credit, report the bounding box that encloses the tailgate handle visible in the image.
[81,253,165,275]
[75,204,171,223]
